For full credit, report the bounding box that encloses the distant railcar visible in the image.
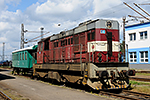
[32,19,135,90]
[12,45,37,74]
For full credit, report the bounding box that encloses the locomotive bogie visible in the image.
[33,62,130,90]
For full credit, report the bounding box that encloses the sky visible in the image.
[0,0,150,60]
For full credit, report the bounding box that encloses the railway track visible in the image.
[15,70,150,100]
[136,71,150,73]
[0,90,12,100]
[99,90,150,100]
[129,77,150,82]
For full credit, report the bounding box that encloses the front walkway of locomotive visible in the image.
[32,19,135,90]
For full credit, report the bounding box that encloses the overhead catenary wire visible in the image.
[133,3,150,17]
[25,31,50,43]
[138,3,150,5]
[123,2,150,21]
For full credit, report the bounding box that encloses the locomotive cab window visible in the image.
[87,33,91,41]
[44,40,49,50]
[61,40,67,46]
[54,42,58,47]
[71,38,73,44]
[74,36,79,44]
[91,32,95,40]
[87,31,95,41]
[68,39,70,45]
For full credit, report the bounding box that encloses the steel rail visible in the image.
[123,90,150,98]
[99,91,140,100]
[0,90,12,100]
[136,71,150,73]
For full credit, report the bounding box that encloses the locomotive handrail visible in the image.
[45,44,83,64]
[88,42,95,62]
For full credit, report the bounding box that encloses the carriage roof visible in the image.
[12,45,37,53]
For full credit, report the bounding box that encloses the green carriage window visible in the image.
[22,52,24,60]
[25,52,27,60]
[20,53,21,60]
[16,54,17,60]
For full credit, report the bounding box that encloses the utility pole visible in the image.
[21,24,24,49]
[123,16,126,62]
[2,42,5,61]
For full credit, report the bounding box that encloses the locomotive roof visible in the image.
[38,34,55,43]
[12,45,37,53]
[41,19,119,42]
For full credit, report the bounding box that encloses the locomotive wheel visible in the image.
[16,68,20,75]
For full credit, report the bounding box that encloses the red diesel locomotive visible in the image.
[33,19,135,90]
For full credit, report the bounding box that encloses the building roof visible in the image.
[125,21,150,31]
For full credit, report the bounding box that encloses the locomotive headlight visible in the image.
[98,53,102,62]
[128,70,135,76]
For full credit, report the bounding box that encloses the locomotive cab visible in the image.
[87,20,120,63]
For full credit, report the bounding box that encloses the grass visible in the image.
[130,80,150,94]
[130,80,150,85]
[0,66,11,68]
[132,86,150,94]
[136,73,150,76]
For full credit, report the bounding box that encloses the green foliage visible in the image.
[130,80,150,85]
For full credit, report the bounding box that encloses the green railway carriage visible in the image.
[12,45,37,74]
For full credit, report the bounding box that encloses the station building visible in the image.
[125,22,150,69]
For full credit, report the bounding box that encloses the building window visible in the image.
[140,31,147,40]
[129,33,136,41]
[129,52,137,63]
[140,51,148,63]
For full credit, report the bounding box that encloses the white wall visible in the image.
[126,27,150,49]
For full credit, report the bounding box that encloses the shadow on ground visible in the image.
[0,69,11,72]
[0,73,15,81]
